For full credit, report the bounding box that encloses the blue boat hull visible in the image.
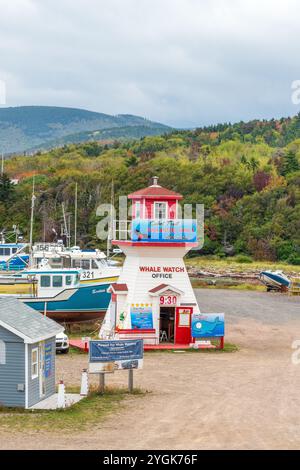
[0,255,29,271]
[24,283,111,323]
[260,271,290,288]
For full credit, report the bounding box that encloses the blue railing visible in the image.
[130,219,197,243]
[0,255,29,271]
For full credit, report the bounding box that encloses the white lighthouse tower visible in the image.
[100,177,201,346]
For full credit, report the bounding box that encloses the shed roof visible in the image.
[0,297,63,343]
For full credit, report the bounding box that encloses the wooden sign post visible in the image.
[128,369,134,393]
[99,373,105,394]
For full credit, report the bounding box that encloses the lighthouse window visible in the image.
[135,202,141,218]
[52,275,63,287]
[154,202,167,220]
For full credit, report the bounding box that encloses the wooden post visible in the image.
[99,373,105,394]
[128,369,133,393]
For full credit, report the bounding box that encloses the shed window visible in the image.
[52,275,63,287]
[31,347,39,379]
[41,275,51,287]
[0,340,6,365]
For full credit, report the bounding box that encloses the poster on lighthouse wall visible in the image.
[130,305,153,329]
[191,313,225,338]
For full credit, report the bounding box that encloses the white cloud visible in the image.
[0,0,299,126]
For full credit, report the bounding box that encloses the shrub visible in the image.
[287,255,300,266]
[235,255,253,263]
[276,241,295,261]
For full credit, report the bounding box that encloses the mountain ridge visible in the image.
[0,105,172,154]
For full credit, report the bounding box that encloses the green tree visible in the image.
[0,173,14,203]
[281,150,299,176]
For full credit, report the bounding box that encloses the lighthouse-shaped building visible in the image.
[100,177,200,346]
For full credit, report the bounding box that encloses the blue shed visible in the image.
[0,297,63,408]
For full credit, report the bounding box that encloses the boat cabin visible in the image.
[32,243,113,280]
[24,270,80,298]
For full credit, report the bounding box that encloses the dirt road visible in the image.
[1,289,300,449]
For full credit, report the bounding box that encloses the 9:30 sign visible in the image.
[160,295,177,306]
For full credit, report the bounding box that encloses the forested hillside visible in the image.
[0,106,171,154]
[1,115,300,263]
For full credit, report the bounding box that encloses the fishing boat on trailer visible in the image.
[259,270,290,291]
[0,268,112,323]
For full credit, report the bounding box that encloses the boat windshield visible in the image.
[38,272,80,288]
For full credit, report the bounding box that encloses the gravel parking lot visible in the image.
[1,288,300,450]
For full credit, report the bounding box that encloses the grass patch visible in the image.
[186,256,300,274]
[190,278,264,291]
[0,387,145,432]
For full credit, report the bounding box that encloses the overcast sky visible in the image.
[0,0,299,127]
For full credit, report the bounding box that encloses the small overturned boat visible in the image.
[259,270,290,291]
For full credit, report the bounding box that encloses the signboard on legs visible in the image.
[89,339,144,373]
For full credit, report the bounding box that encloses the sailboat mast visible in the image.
[29,177,36,253]
[74,182,78,246]
[62,202,70,248]
[107,180,114,258]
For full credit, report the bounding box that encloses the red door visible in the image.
[175,307,193,344]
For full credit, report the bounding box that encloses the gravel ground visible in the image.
[1,289,300,450]
[196,288,300,324]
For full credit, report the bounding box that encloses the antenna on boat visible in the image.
[29,177,36,254]
[62,202,71,248]
[74,182,78,247]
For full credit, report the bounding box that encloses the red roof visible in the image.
[109,283,128,293]
[148,284,184,295]
[148,283,169,293]
[128,184,182,200]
